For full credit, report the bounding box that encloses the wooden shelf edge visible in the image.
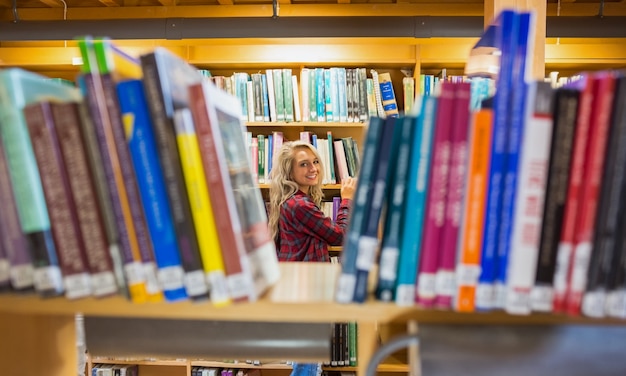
[246,121,366,127]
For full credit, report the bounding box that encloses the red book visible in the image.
[564,71,617,315]
[416,81,455,307]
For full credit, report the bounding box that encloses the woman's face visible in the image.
[291,147,320,194]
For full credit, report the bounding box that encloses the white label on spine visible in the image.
[356,236,379,271]
[124,261,144,285]
[417,273,436,300]
[158,265,185,291]
[143,262,161,295]
[395,285,416,306]
[530,285,554,312]
[456,264,480,286]
[10,264,34,289]
[378,246,399,281]
[581,291,605,318]
[435,270,455,296]
[570,242,592,291]
[475,283,495,309]
[227,272,253,301]
[91,271,117,297]
[207,271,230,305]
[185,269,208,297]
[64,273,92,300]
[0,259,9,283]
[34,265,63,292]
[335,273,357,303]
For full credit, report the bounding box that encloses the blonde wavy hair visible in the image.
[268,140,325,242]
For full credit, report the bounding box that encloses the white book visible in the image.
[505,81,554,315]
[300,68,310,122]
[292,75,302,122]
[265,69,277,122]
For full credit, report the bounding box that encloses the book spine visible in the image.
[273,69,285,122]
[83,73,149,303]
[188,82,255,303]
[348,321,358,366]
[476,10,520,311]
[173,106,231,305]
[51,101,118,298]
[417,82,455,307]
[282,68,294,122]
[436,81,472,309]
[100,73,163,303]
[353,118,394,303]
[565,72,616,315]
[140,54,209,301]
[504,81,554,315]
[24,102,92,300]
[300,68,310,122]
[530,88,580,312]
[454,107,493,312]
[376,115,415,302]
[552,75,596,313]
[116,80,188,302]
[0,132,34,290]
[378,72,399,118]
[335,116,385,303]
[265,69,277,122]
[583,76,626,318]
[395,96,437,306]
[316,68,326,122]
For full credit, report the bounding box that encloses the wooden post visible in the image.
[484,0,546,80]
[356,320,378,376]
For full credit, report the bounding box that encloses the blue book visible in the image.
[352,116,397,303]
[375,115,417,302]
[316,68,326,122]
[116,79,188,302]
[335,116,386,303]
[475,9,521,311]
[495,11,534,308]
[261,73,270,122]
[394,95,437,306]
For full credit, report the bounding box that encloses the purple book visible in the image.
[435,82,472,308]
[333,196,341,222]
[416,82,456,307]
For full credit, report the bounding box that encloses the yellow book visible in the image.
[173,107,231,307]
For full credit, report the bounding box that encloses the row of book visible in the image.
[0,37,280,305]
[245,130,360,185]
[335,8,626,319]
[327,322,358,368]
[91,364,138,376]
[209,67,401,123]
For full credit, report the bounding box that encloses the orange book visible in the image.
[454,107,493,312]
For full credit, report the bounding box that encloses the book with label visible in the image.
[394,95,437,306]
[49,100,119,298]
[117,79,189,302]
[0,134,34,291]
[173,107,230,305]
[24,101,93,300]
[0,68,81,297]
[140,47,212,301]
[335,116,386,303]
[530,87,580,312]
[189,79,280,301]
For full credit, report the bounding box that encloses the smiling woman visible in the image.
[268,140,356,262]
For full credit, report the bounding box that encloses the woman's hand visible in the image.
[340,177,357,201]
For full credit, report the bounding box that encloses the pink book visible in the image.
[435,81,471,309]
[416,82,456,307]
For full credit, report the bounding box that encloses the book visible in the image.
[504,81,554,315]
[375,115,415,302]
[530,87,580,312]
[475,10,521,311]
[335,116,386,303]
[582,75,626,318]
[0,68,81,297]
[24,101,93,300]
[435,81,472,309]
[353,117,400,303]
[417,81,456,307]
[189,79,280,301]
[116,79,189,302]
[174,107,230,305]
[0,137,34,291]
[49,100,119,298]
[394,95,437,306]
[454,104,493,312]
[564,71,616,315]
[140,47,212,301]
[378,72,399,118]
[552,74,597,313]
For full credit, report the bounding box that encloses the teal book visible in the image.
[0,68,81,297]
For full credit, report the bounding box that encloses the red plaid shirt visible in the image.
[277,190,351,262]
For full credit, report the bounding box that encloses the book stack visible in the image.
[0,37,280,305]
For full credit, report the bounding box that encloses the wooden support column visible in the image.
[484,0,546,79]
[356,320,378,376]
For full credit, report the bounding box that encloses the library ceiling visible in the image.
[0,0,625,21]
